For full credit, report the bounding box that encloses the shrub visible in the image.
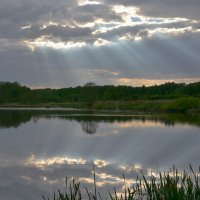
[162,97,200,113]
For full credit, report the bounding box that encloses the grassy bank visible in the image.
[43,165,200,200]
[161,97,200,113]
[90,97,200,113]
[1,97,200,114]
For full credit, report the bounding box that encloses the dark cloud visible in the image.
[0,0,199,87]
[72,4,123,23]
[90,20,197,44]
[0,0,77,23]
[0,24,93,43]
[0,0,199,43]
[0,0,122,42]
[41,25,92,40]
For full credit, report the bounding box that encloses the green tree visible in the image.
[82,82,97,108]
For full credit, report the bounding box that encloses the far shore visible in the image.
[0,98,200,114]
[0,100,165,115]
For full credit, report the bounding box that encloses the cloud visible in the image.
[0,31,200,88]
[98,0,200,20]
[113,77,200,87]
[0,0,198,46]
[0,0,199,87]
[72,3,123,24]
[0,0,77,23]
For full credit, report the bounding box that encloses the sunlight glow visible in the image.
[89,5,194,43]
[112,5,139,23]
[24,37,86,50]
[78,0,101,6]
[119,33,133,41]
[20,25,31,30]
[112,5,189,26]
[134,36,142,41]
[113,77,200,87]
[40,21,59,30]
[149,26,194,36]
[93,38,111,46]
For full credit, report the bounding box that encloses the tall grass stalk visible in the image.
[43,165,200,200]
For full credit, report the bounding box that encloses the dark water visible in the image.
[0,109,200,199]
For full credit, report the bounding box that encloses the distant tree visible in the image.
[83,82,97,108]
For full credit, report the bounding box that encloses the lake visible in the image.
[0,108,200,199]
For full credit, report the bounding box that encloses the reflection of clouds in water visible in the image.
[117,120,165,128]
[1,112,200,199]
[22,154,146,195]
[21,154,200,198]
[94,159,110,168]
[114,121,192,134]
[119,163,143,172]
[25,155,87,169]
[0,153,200,199]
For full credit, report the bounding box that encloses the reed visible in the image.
[43,165,200,200]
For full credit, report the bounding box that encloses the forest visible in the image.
[0,81,200,112]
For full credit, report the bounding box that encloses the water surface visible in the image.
[0,109,200,199]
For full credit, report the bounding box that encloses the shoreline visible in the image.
[0,98,199,114]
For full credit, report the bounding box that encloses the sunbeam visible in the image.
[0,1,200,199]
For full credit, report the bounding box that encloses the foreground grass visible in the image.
[43,165,200,200]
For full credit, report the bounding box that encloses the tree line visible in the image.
[0,81,200,105]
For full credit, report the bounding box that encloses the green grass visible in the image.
[43,165,200,200]
[93,100,164,112]
[161,97,200,113]
[1,97,200,114]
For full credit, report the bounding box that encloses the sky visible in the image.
[0,0,200,88]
